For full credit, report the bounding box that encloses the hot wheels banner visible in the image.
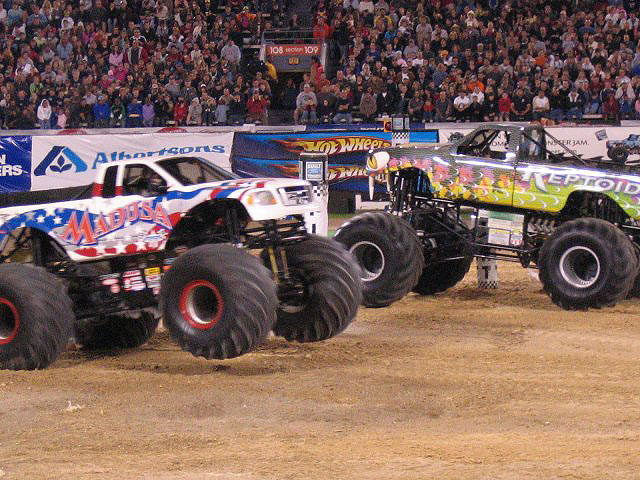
[231,130,438,192]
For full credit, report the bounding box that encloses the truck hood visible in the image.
[182,177,311,192]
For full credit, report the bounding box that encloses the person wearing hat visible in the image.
[296,83,318,124]
[93,94,111,128]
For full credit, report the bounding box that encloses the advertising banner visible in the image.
[0,136,32,193]
[438,126,640,162]
[30,132,234,191]
[232,130,438,192]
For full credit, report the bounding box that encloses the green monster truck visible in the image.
[335,124,640,310]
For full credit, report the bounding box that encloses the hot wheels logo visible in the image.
[274,137,391,156]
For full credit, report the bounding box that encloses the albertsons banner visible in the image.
[0,136,32,194]
[30,132,234,191]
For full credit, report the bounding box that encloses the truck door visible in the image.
[452,128,518,206]
[513,127,568,213]
[91,163,175,253]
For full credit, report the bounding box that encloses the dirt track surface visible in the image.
[2,262,640,479]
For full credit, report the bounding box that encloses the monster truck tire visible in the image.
[262,236,362,342]
[608,146,628,164]
[412,256,473,295]
[160,244,277,359]
[334,212,424,308]
[0,264,74,370]
[626,244,640,298]
[75,311,160,350]
[539,218,636,310]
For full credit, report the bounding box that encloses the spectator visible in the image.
[173,96,188,126]
[55,106,68,129]
[453,91,471,122]
[566,88,584,121]
[228,94,246,125]
[317,97,334,123]
[469,97,483,122]
[93,95,111,128]
[220,39,241,66]
[127,97,143,127]
[37,99,53,130]
[155,94,173,127]
[584,91,602,115]
[511,89,530,121]
[201,95,216,126]
[483,91,498,122]
[246,91,269,124]
[532,91,550,120]
[142,97,156,127]
[434,91,451,122]
[619,94,634,120]
[359,86,377,121]
[333,89,353,124]
[186,98,202,126]
[603,92,620,121]
[548,87,565,122]
[215,96,230,125]
[408,90,424,122]
[395,84,410,114]
[422,94,435,123]
[376,84,396,115]
[296,84,318,124]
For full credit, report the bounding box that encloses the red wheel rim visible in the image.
[179,280,224,330]
[0,298,19,345]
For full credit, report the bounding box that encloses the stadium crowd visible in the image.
[0,0,287,129]
[0,0,640,130]
[301,0,640,124]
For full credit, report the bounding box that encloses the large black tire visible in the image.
[160,244,277,359]
[75,311,160,350]
[608,146,629,164]
[626,244,640,298]
[539,218,636,310]
[335,212,424,307]
[412,256,473,295]
[411,209,473,295]
[263,236,362,342]
[0,264,74,370]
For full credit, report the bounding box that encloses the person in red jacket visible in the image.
[246,90,269,124]
[497,91,512,121]
[313,17,331,41]
[173,96,188,125]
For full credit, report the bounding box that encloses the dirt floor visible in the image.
[2,260,640,480]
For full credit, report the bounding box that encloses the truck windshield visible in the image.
[157,157,238,185]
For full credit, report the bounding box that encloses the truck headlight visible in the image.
[247,191,277,206]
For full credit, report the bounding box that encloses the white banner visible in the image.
[438,125,640,162]
[30,132,234,191]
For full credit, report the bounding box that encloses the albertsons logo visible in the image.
[34,144,226,175]
[34,146,88,176]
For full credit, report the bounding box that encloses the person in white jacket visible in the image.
[37,99,52,130]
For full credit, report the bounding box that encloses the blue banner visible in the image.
[231,130,438,192]
[0,136,32,193]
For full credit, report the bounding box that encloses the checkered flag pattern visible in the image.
[392,131,410,146]
[476,257,499,289]
[305,181,329,236]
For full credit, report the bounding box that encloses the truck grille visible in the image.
[279,186,312,206]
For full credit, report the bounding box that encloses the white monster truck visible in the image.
[0,156,361,370]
